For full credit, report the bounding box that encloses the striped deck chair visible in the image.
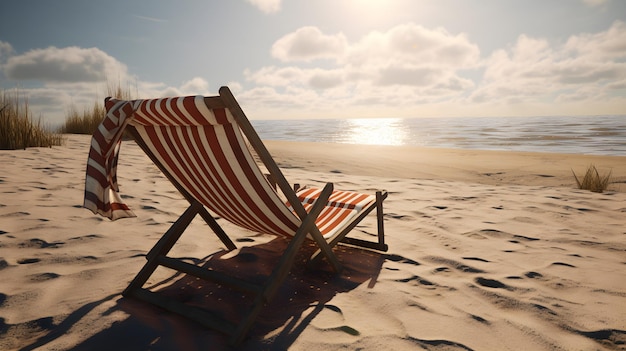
[83,86,387,345]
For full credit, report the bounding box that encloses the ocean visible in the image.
[252,115,626,156]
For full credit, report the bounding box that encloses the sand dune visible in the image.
[0,134,624,350]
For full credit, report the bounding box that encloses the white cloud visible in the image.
[271,26,348,62]
[180,77,210,94]
[343,24,480,69]
[242,21,626,118]
[247,23,480,114]
[247,0,281,14]
[0,41,14,63]
[3,46,128,83]
[564,21,626,59]
[0,43,216,125]
[473,21,626,106]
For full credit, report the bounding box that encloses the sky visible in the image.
[1,0,625,126]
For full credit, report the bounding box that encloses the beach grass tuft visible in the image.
[60,101,106,134]
[0,90,64,150]
[60,81,135,135]
[572,164,612,193]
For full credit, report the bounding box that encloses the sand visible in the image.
[0,134,624,350]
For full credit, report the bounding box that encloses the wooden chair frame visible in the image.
[119,86,387,345]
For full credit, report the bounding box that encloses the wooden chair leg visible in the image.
[376,190,386,246]
[231,183,335,345]
[123,201,201,296]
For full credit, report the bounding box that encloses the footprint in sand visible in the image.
[525,271,543,279]
[576,329,626,346]
[432,267,451,274]
[310,304,360,336]
[426,256,485,273]
[19,238,64,249]
[68,234,104,242]
[512,234,540,242]
[0,211,30,217]
[384,254,420,266]
[470,314,490,325]
[550,262,576,268]
[462,229,507,240]
[17,258,41,264]
[395,275,435,287]
[463,257,490,263]
[475,277,513,291]
[29,272,61,282]
[385,213,412,221]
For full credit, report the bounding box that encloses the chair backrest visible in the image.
[115,94,302,237]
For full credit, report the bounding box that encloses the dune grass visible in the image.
[572,164,612,193]
[60,82,135,135]
[0,90,64,150]
[60,101,106,134]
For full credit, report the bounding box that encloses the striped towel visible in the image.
[83,98,138,220]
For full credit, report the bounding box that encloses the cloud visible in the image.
[473,21,626,105]
[271,26,348,62]
[0,43,215,125]
[242,21,626,118]
[250,23,480,106]
[247,0,281,14]
[239,24,483,118]
[0,41,14,63]
[564,20,626,59]
[343,24,480,69]
[180,77,210,94]
[3,46,128,83]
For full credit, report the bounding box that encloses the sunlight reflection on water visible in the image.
[339,118,409,146]
[251,115,626,156]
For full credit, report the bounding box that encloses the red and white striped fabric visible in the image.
[83,98,138,220]
[130,95,301,236]
[293,188,375,238]
[84,95,374,240]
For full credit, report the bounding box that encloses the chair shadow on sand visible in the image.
[65,236,385,350]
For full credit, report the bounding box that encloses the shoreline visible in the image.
[264,139,626,192]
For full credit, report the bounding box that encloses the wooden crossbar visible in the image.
[156,255,263,295]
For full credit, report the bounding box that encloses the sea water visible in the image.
[252,115,626,156]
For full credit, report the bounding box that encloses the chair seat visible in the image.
[295,188,376,238]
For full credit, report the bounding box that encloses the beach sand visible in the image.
[0,134,624,350]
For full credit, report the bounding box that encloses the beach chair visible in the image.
[83,86,387,344]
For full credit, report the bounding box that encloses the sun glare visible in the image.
[341,118,409,146]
